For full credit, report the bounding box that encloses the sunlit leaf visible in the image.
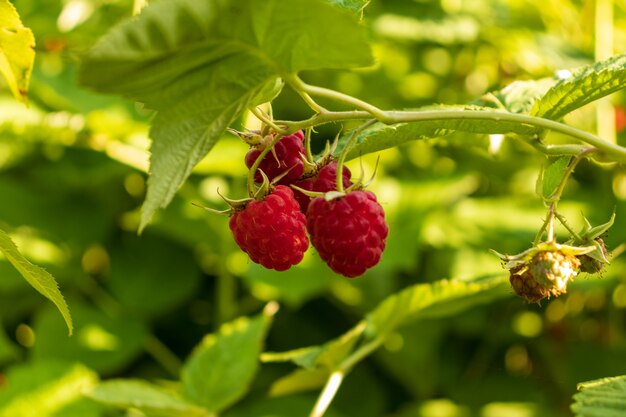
[365,274,509,337]
[473,78,557,114]
[88,380,209,417]
[572,375,626,417]
[336,105,537,161]
[0,361,100,417]
[181,306,276,412]
[268,368,330,397]
[79,0,373,231]
[0,0,35,103]
[261,323,364,370]
[0,228,72,335]
[532,54,626,120]
[539,156,571,200]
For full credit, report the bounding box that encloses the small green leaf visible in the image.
[365,275,509,338]
[572,375,626,417]
[88,380,209,417]
[79,0,373,231]
[261,323,364,370]
[181,305,277,412]
[532,54,626,120]
[0,0,35,103]
[473,78,558,114]
[540,156,571,200]
[0,228,72,335]
[268,368,330,397]
[336,105,537,161]
[0,362,99,417]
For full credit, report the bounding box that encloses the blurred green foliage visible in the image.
[1,0,626,416]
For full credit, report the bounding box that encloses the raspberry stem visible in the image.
[246,133,284,196]
[250,107,288,135]
[282,76,626,163]
[334,120,376,192]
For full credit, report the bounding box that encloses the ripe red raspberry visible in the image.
[306,190,388,277]
[229,185,309,271]
[293,161,352,213]
[245,131,305,183]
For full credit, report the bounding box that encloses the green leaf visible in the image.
[572,375,626,417]
[261,323,365,370]
[88,380,209,417]
[0,228,72,335]
[268,368,330,397]
[181,305,277,412]
[337,105,537,161]
[539,156,571,200]
[0,361,100,417]
[532,54,626,120]
[327,0,370,13]
[473,78,558,114]
[365,274,510,338]
[79,0,373,231]
[0,0,35,102]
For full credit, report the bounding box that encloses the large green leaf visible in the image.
[532,54,626,120]
[0,0,35,102]
[572,375,626,417]
[0,361,100,417]
[365,274,510,338]
[79,0,373,231]
[88,380,209,417]
[337,105,537,161]
[181,307,276,412]
[0,228,72,335]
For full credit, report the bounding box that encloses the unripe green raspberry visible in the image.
[509,266,550,303]
[529,250,580,295]
[578,238,607,274]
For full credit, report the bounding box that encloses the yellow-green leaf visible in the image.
[0,228,72,335]
[0,0,35,103]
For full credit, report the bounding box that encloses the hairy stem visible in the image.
[335,120,376,191]
[247,134,284,195]
[547,148,597,204]
[290,74,391,122]
[284,74,328,114]
[250,107,289,135]
[276,109,626,163]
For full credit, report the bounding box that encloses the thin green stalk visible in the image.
[247,134,284,195]
[290,75,391,122]
[276,109,626,163]
[250,107,289,135]
[144,335,183,378]
[339,336,384,373]
[309,371,345,417]
[284,74,328,114]
[547,148,597,204]
[335,120,376,191]
[304,128,314,163]
[555,213,582,241]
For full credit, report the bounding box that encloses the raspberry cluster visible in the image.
[226,130,388,277]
